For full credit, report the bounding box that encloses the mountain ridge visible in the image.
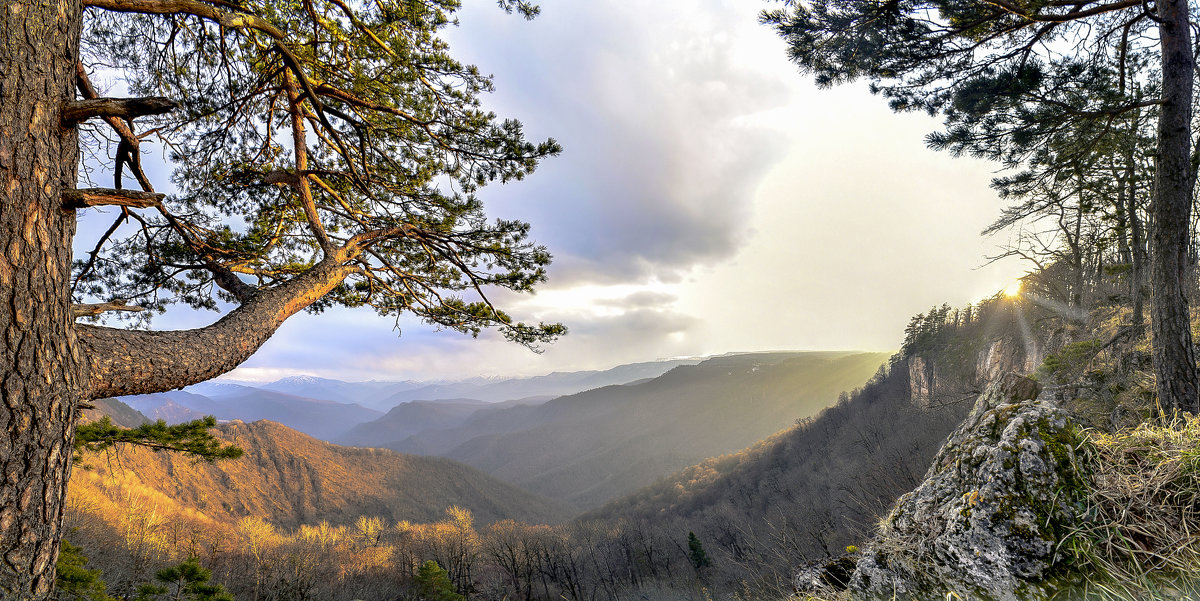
[346,351,890,508]
[69,417,572,530]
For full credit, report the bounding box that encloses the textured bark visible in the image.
[0,0,87,597]
[59,96,177,124]
[61,187,164,209]
[0,1,362,595]
[79,259,352,397]
[1151,0,1199,414]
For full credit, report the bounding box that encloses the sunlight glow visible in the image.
[1003,281,1023,298]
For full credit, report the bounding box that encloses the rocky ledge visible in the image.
[800,374,1088,601]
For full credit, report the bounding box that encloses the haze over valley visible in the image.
[113,351,889,509]
[75,350,900,598]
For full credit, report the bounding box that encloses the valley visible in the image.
[68,350,899,600]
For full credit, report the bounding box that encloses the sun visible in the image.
[1003,280,1023,298]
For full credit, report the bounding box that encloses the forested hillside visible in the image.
[64,289,1163,601]
[582,295,1041,594]
[68,419,570,531]
[339,399,507,449]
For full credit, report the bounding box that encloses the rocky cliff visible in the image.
[850,375,1084,601]
[797,369,1200,601]
[907,332,1043,409]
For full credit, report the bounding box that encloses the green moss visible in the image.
[1038,340,1104,384]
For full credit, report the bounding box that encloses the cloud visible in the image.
[594,290,679,310]
[448,0,793,286]
[75,0,1030,385]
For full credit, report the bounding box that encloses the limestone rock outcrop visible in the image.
[907,356,938,409]
[847,374,1085,601]
[907,332,1042,408]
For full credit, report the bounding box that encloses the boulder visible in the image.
[848,374,1086,601]
[793,553,856,597]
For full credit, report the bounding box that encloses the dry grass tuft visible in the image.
[1064,415,1200,599]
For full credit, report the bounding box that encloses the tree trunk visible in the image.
[1127,137,1147,329]
[1151,0,1199,414]
[0,0,87,597]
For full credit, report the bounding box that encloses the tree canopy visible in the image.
[0,0,561,597]
[763,0,1199,413]
[75,0,564,361]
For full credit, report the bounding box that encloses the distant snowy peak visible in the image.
[268,374,336,386]
[186,381,258,397]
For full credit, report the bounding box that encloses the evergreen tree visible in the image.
[0,0,560,596]
[687,532,712,570]
[414,560,465,601]
[134,557,233,601]
[763,0,1199,415]
[53,541,113,601]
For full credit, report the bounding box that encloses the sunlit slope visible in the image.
[583,348,986,565]
[401,352,889,508]
[69,419,571,529]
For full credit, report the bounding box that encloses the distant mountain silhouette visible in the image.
[339,398,509,448]
[348,351,890,509]
[366,359,704,407]
[258,375,422,410]
[122,388,382,441]
[119,359,705,439]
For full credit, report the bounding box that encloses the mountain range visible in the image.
[341,351,891,508]
[118,358,704,441]
[96,351,889,524]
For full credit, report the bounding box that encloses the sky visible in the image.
[77,0,1028,382]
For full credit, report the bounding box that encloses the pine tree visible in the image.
[53,541,113,601]
[764,0,1199,415]
[133,557,233,601]
[415,560,464,601]
[0,0,560,596]
[687,532,711,570]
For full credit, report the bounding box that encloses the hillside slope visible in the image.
[375,351,889,508]
[583,299,1039,591]
[338,398,495,448]
[69,419,571,529]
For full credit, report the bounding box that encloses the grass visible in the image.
[1059,414,1200,600]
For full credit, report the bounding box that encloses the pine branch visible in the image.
[63,188,165,210]
[74,416,243,462]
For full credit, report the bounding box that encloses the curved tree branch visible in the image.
[82,0,285,38]
[78,255,352,397]
[61,96,178,125]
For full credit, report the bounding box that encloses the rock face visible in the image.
[908,333,1042,408]
[975,337,1040,384]
[908,356,938,409]
[848,374,1085,601]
